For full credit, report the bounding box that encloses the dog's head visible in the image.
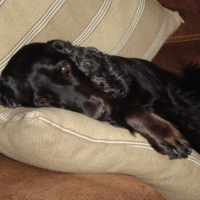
[0,41,116,120]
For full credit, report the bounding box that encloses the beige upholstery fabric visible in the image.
[0,0,183,72]
[0,106,200,200]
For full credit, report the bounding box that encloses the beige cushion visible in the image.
[0,106,200,200]
[0,0,183,72]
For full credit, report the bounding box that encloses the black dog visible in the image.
[1,40,200,159]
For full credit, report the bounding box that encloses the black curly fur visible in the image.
[1,39,200,159]
[47,40,131,98]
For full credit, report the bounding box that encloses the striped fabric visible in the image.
[142,7,168,59]
[73,0,112,46]
[0,0,65,72]
[110,0,146,55]
[0,0,5,6]
[0,0,182,73]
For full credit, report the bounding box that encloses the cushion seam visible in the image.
[38,116,152,148]
[38,116,200,167]
[166,37,200,44]
[169,33,200,39]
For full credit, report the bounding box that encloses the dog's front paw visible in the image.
[151,126,192,159]
[0,94,20,108]
[163,137,191,160]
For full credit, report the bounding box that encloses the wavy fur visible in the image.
[48,40,131,98]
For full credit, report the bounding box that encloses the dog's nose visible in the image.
[83,95,112,120]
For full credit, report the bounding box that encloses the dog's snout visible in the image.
[83,95,111,120]
[92,95,111,113]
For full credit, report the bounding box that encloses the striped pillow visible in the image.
[0,0,183,73]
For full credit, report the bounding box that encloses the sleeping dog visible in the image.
[1,40,200,159]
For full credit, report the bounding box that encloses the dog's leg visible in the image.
[121,103,192,159]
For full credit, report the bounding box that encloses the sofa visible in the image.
[0,1,200,199]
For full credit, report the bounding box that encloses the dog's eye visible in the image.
[61,64,69,74]
[39,98,48,104]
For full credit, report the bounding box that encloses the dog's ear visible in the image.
[0,77,19,108]
[47,40,92,74]
[47,40,131,98]
[48,40,131,98]
[47,40,75,56]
